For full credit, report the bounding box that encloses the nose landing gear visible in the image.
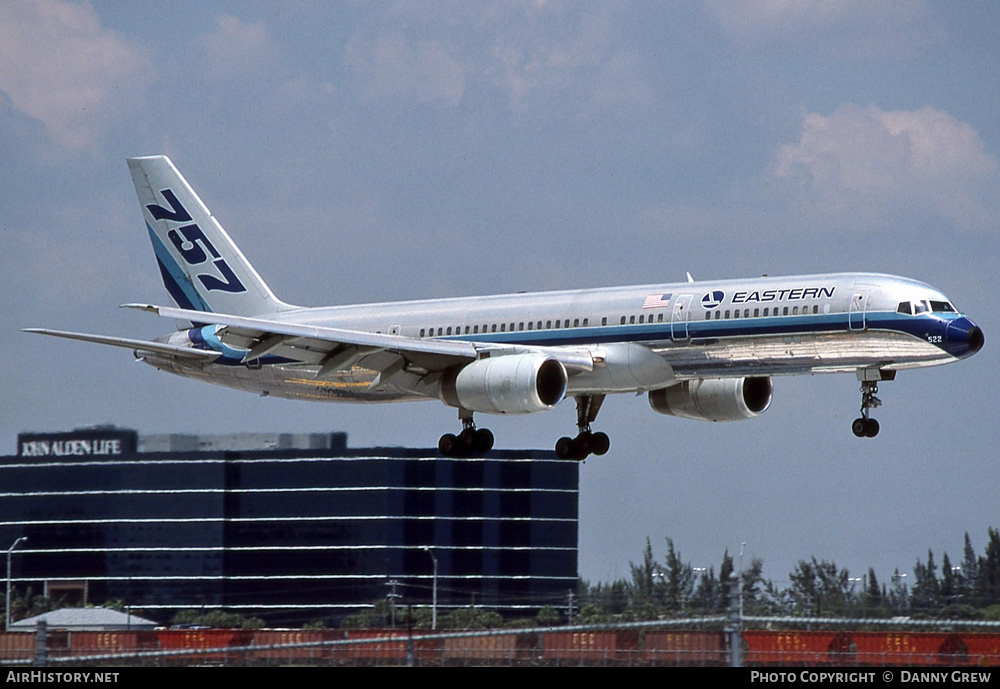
[852,380,882,438]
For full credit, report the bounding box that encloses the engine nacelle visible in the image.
[648,377,772,422]
[439,353,568,415]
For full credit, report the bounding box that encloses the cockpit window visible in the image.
[913,300,929,314]
[930,300,956,313]
[896,301,912,315]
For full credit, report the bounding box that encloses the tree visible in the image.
[941,552,956,606]
[663,538,694,614]
[975,528,1000,608]
[961,532,979,602]
[741,557,775,615]
[788,558,852,616]
[864,567,885,615]
[628,536,660,604]
[911,549,941,612]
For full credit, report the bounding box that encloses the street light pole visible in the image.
[422,546,438,630]
[6,537,28,630]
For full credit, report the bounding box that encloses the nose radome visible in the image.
[947,318,984,357]
[967,325,984,354]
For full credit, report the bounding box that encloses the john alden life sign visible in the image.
[16,429,138,459]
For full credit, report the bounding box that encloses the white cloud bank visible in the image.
[775,104,997,230]
[0,0,152,150]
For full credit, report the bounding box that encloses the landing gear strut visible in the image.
[852,380,881,438]
[439,409,494,457]
[555,395,611,460]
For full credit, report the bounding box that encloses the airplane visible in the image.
[26,156,984,459]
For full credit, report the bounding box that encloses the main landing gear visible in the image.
[439,409,494,457]
[851,380,882,438]
[555,395,611,461]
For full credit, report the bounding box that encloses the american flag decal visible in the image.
[642,293,672,309]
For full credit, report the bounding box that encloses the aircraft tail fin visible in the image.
[127,156,293,316]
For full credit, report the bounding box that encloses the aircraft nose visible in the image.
[945,317,984,358]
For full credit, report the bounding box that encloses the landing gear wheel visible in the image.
[438,433,457,456]
[555,437,576,460]
[458,428,477,455]
[474,428,494,453]
[590,431,610,456]
[852,418,867,437]
[556,395,610,460]
[853,379,885,439]
[864,418,880,438]
[440,410,494,457]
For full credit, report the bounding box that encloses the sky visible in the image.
[1,0,998,592]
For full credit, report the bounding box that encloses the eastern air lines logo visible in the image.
[702,290,725,309]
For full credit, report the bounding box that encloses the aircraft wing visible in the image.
[122,304,595,382]
[22,328,221,360]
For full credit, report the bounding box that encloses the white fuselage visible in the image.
[144,271,980,404]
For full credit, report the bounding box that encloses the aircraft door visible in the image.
[849,292,868,331]
[671,294,694,341]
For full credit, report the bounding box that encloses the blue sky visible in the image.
[2,1,997,589]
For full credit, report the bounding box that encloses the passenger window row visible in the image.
[704,305,822,320]
[419,318,590,338]
[415,303,835,337]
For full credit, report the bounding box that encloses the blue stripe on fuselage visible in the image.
[434,310,962,352]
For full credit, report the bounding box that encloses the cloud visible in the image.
[345,31,465,107]
[774,103,998,230]
[487,7,650,112]
[706,0,939,57]
[0,0,152,149]
[342,3,649,115]
[198,15,278,80]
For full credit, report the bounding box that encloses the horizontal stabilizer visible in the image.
[23,328,220,360]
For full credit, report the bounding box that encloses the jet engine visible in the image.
[648,377,772,422]
[439,353,568,415]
